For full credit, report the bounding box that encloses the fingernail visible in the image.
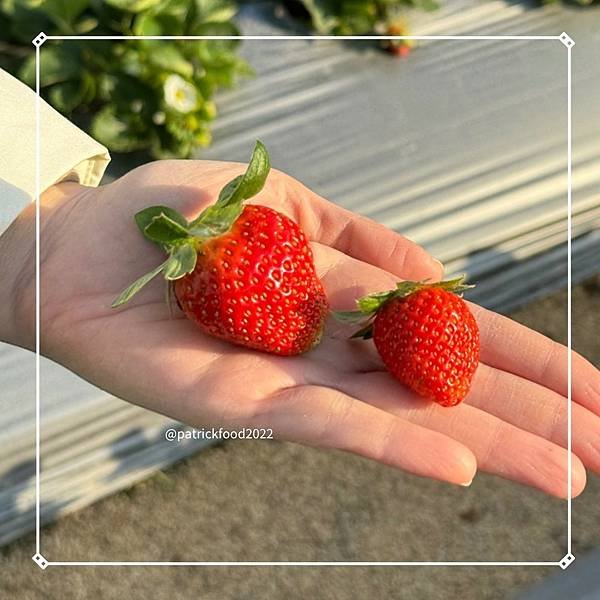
[460,479,473,487]
[432,258,445,274]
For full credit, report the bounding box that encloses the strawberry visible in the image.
[112,141,328,356]
[382,21,414,58]
[336,278,480,406]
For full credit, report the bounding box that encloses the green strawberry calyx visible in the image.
[111,140,271,308]
[333,276,475,340]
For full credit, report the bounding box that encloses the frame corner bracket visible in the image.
[559,32,575,48]
[32,32,47,47]
[32,553,49,570]
[559,553,575,570]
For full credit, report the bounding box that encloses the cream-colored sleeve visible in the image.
[0,68,111,232]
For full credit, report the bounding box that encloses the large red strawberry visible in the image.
[336,278,480,406]
[113,141,328,356]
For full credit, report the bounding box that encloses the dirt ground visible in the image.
[1,276,599,600]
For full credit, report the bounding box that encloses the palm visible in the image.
[39,161,600,498]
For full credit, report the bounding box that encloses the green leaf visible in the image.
[18,55,37,89]
[166,116,197,143]
[216,175,243,204]
[111,259,170,308]
[421,275,475,294]
[99,72,154,108]
[79,70,98,105]
[135,205,188,235]
[350,322,374,340]
[333,310,368,324]
[48,80,85,113]
[132,13,162,35]
[414,0,440,12]
[74,16,98,33]
[111,238,196,308]
[145,43,193,78]
[19,44,80,87]
[217,140,270,208]
[163,243,197,280]
[334,309,376,341]
[192,21,240,54]
[192,0,237,23]
[91,106,146,153]
[392,276,474,298]
[356,290,396,314]
[7,7,53,45]
[39,0,88,28]
[104,0,161,12]
[188,202,243,238]
[133,12,180,36]
[189,140,270,236]
[299,0,338,34]
[150,0,189,15]
[143,212,191,245]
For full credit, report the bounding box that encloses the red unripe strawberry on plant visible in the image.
[112,141,329,356]
[336,278,480,406]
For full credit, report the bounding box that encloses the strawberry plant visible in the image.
[283,0,439,35]
[2,0,592,158]
[0,0,252,158]
[287,0,597,34]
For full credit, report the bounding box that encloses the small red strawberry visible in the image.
[112,141,328,356]
[382,21,414,58]
[336,278,480,406]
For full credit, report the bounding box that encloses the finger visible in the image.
[339,371,586,498]
[308,241,592,493]
[308,243,416,370]
[264,384,477,486]
[311,241,398,310]
[469,303,600,415]
[466,364,600,474]
[118,161,443,280]
[285,177,444,281]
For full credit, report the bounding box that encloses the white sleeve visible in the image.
[0,68,111,233]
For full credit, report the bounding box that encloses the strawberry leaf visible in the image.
[333,276,476,339]
[350,322,374,340]
[333,311,375,339]
[135,205,189,235]
[189,140,270,237]
[111,259,171,308]
[425,275,475,295]
[113,141,270,309]
[143,212,191,245]
[111,242,197,308]
[357,290,397,313]
[188,203,244,238]
[333,310,368,323]
[217,174,243,205]
[216,140,270,208]
[163,243,197,280]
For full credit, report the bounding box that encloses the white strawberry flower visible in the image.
[163,74,198,114]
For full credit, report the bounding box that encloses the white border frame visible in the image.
[30,32,575,570]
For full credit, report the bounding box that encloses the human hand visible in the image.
[2,159,598,497]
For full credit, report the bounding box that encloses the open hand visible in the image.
[7,159,599,498]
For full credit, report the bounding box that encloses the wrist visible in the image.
[0,182,86,350]
[0,202,35,349]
